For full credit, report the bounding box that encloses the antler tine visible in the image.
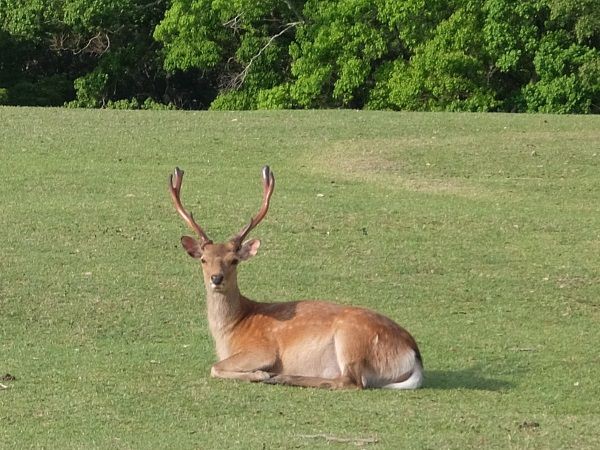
[169,167,212,246]
[232,166,275,246]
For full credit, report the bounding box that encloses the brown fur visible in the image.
[172,166,422,389]
[181,239,423,390]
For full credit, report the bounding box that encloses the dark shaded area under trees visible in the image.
[0,0,598,112]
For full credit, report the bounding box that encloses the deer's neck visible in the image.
[205,286,251,359]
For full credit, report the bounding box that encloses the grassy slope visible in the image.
[0,108,599,449]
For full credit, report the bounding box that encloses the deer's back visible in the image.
[228,299,420,379]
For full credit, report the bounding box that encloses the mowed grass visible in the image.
[0,107,599,449]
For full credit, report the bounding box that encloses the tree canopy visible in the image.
[1,0,598,112]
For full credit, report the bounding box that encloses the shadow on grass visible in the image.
[425,367,514,391]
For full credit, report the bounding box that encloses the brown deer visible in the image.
[169,166,423,389]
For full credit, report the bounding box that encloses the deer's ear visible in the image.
[237,239,261,261]
[181,236,203,259]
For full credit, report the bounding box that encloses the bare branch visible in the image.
[227,21,303,90]
[73,31,111,55]
[223,14,243,32]
[49,31,111,56]
[283,0,304,22]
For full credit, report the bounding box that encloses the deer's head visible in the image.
[169,166,275,293]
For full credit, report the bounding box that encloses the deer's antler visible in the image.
[169,167,213,246]
[231,166,275,246]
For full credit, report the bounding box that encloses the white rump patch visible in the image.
[383,363,423,390]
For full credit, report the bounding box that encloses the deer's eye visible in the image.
[231,258,239,266]
[200,258,207,264]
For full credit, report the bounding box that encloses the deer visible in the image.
[169,166,423,389]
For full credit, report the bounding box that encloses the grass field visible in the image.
[1,107,599,449]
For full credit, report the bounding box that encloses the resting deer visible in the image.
[169,166,423,389]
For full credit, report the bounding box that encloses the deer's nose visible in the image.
[211,274,224,285]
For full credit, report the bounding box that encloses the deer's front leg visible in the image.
[210,351,277,382]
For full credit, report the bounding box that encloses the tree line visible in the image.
[0,0,598,112]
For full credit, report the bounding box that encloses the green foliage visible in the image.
[0,0,598,111]
[523,32,600,112]
[6,75,73,106]
[256,84,293,109]
[482,0,544,73]
[0,0,178,108]
[209,90,257,110]
[153,0,224,71]
[0,87,7,104]
[140,97,177,110]
[548,0,600,43]
[0,0,47,40]
[289,0,388,107]
[372,5,498,111]
[68,70,108,107]
[376,0,450,48]
[105,97,176,109]
[154,0,599,112]
[154,0,296,108]
[209,85,293,110]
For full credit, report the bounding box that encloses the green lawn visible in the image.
[1,108,599,449]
